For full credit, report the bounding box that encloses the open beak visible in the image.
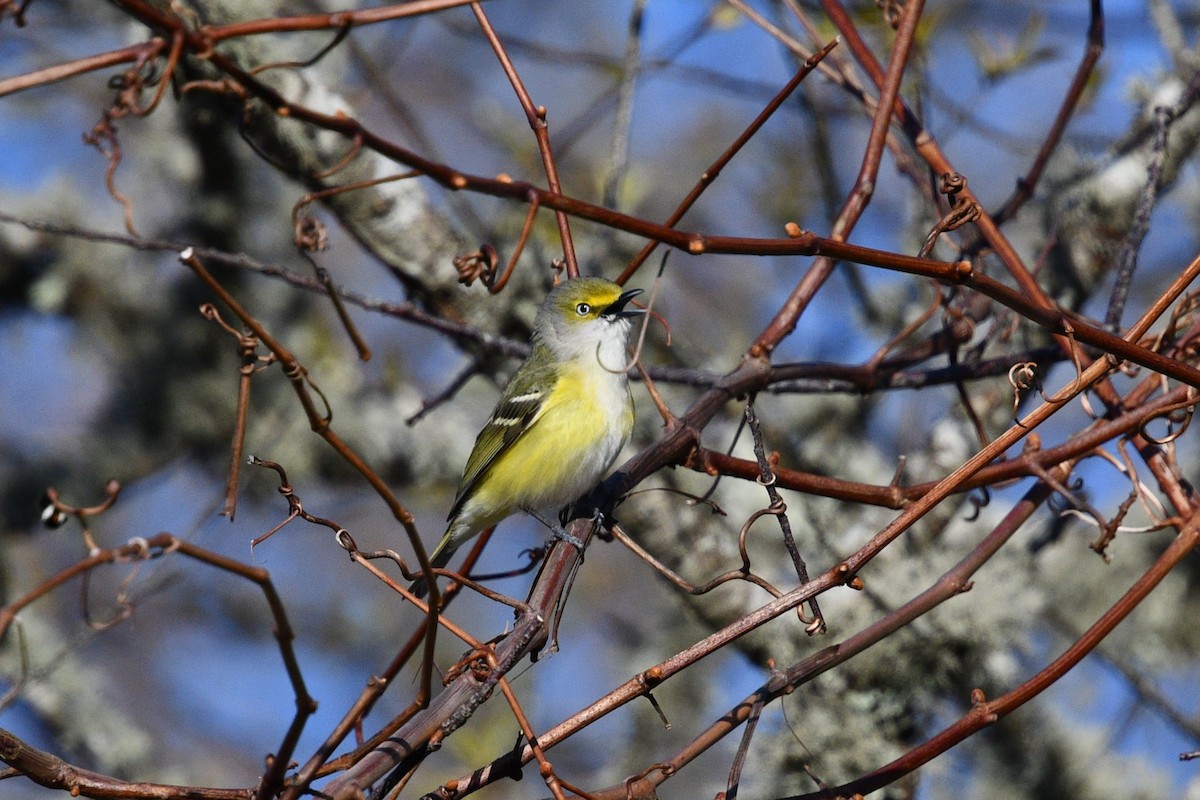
[602,288,645,319]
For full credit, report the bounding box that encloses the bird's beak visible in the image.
[602,288,645,319]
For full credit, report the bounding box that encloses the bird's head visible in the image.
[533,277,645,362]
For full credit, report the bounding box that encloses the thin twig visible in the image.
[743,402,824,632]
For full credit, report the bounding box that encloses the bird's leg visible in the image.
[588,505,607,536]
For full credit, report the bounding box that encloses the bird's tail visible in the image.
[408,531,457,599]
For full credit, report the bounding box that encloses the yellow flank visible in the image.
[465,357,632,530]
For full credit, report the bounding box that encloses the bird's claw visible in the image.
[549,527,585,552]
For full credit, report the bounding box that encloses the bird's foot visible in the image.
[548,526,585,552]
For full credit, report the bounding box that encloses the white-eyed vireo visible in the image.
[411,277,645,597]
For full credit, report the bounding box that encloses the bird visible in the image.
[410,277,645,598]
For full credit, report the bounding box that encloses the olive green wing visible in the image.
[448,353,557,520]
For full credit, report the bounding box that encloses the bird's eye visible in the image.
[575,302,591,316]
